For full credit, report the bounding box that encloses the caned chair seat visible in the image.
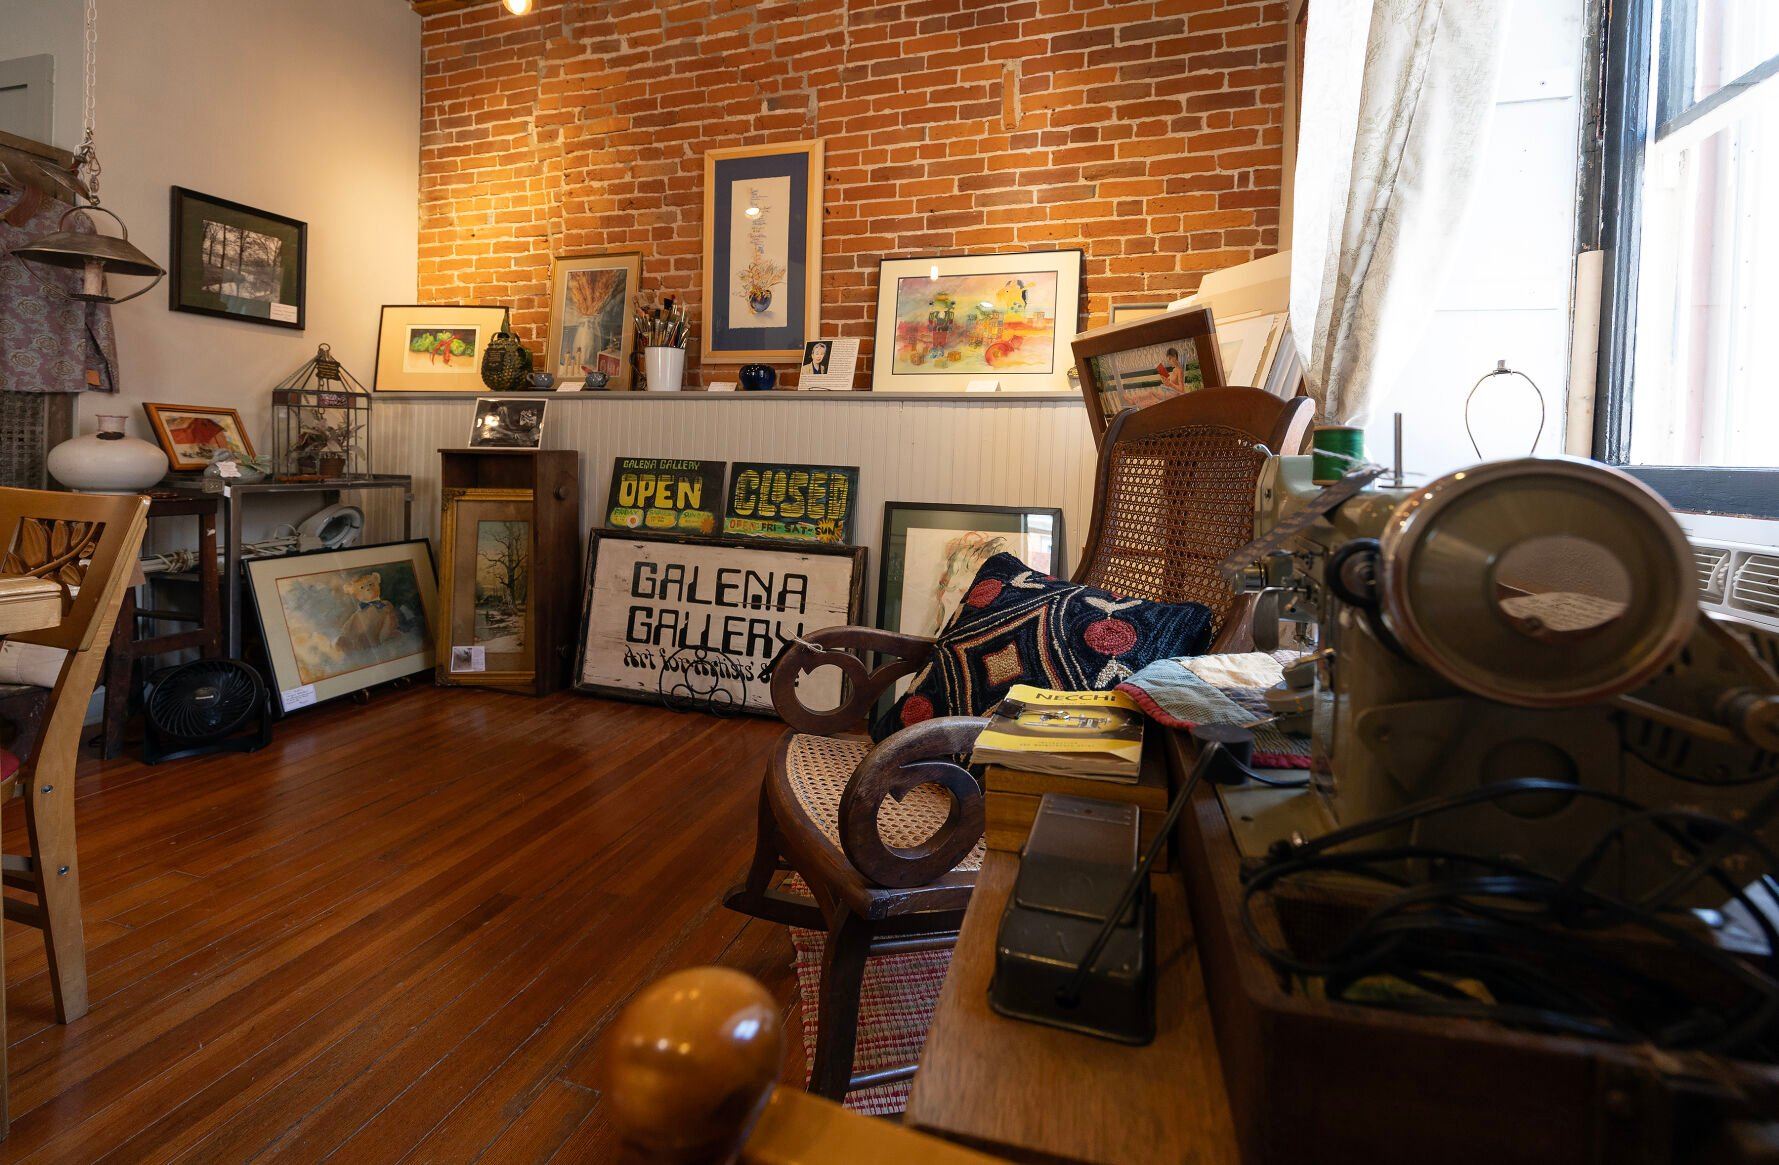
[779,734,985,876]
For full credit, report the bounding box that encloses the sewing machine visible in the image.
[1236,453,1779,907]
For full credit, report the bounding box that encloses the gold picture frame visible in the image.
[546,251,642,389]
[700,139,824,364]
[437,486,537,691]
[372,304,510,393]
[142,402,256,472]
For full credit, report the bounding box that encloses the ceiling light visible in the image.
[504,0,531,13]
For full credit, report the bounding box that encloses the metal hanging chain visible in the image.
[76,0,101,202]
[1464,359,1546,460]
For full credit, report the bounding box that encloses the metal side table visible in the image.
[157,474,415,657]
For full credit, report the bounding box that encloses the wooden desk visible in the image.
[905,851,1239,1165]
[0,575,62,637]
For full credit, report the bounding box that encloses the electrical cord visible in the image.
[1241,778,1779,1057]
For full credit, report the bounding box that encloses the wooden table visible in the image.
[905,851,1239,1164]
[0,575,62,637]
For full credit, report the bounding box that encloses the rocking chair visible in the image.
[724,388,1313,1099]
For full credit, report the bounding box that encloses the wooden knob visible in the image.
[602,967,782,1162]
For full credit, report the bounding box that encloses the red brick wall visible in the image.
[418,0,1286,388]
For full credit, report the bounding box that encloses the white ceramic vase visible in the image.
[47,414,168,493]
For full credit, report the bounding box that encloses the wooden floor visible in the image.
[0,687,803,1163]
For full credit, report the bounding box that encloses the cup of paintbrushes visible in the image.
[643,346,686,392]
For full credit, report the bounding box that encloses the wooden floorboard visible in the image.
[0,687,803,1163]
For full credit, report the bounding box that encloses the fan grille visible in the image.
[147,661,264,741]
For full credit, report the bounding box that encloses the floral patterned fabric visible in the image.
[1,188,121,395]
[870,552,1215,741]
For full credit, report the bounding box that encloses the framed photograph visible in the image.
[373,304,510,393]
[438,488,536,691]
[576,529,866,714]
[877,502,1068,639]
[245,540,439,714]
[547,252,641,389]
[606,457,725,535]
[723,461,859,544]
[871,250,1084,393]
[701,139,824,363]
[142,402,256,472]
[169,187,307,329]
[469,398,548,448]
[1071,305,1226,440]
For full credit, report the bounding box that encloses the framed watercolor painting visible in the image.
[877,502,1067,639]
[547,252,641,389]
[1071,305,1226,440]
[373,304,511,393]
[245,540,439,714]
[169,187,307,330]
[142,402,256,472]
[437,488,537,692]
[700,139,823,363]
[870,250,1083,392]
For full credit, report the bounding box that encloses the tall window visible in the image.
[1601,0,1779,515]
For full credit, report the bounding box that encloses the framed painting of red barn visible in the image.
[142,402,256,472]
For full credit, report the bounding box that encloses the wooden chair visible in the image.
[0,489,150,1029]
[724,388,1313,1099]
[604,967,1004,1164]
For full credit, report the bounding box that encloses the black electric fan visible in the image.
[142,659,274,765]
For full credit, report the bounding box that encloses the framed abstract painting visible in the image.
[245,540,439,714]
[372,304,511,393]
[546,251,641,388]
[870,250,1083,393]
[700,139,823,363]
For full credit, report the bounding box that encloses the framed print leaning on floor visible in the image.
[246,540,439,714]
[871,250,1083,393]
[701,139,823,363]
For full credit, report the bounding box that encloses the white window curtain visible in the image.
[1290,0,1511,425]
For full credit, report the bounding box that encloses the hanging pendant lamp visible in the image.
[13,0,164,305]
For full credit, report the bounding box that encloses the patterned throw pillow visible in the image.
[871,552,1215,741]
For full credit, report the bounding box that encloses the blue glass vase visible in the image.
[738,364,777,392]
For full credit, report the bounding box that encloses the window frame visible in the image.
[1595,0,1779,517]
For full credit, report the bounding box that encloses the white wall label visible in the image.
[269,302,299,323]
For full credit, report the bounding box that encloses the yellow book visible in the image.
[970,685,1145,783]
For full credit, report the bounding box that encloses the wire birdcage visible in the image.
[271,344,372,480]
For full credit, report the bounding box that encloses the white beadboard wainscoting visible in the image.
[370,392,1099,621]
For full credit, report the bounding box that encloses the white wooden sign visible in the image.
[576,532,865,714]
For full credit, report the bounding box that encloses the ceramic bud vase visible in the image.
[47,414,168,493]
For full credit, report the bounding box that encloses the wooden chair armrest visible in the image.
[838,715,990,889]
[768,625,936,735]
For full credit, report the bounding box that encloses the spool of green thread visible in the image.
[1312,426,1365,484]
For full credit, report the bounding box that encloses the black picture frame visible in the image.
[168,186,308,330]
[876,502,1069,639]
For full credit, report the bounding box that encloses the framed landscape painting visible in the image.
[373,304,511,392]
[169,187,307,329]
[142,402,255,472]
[701,139,823,363]
[871,250,1083,392]
[246,540,439,714]
[547,252,641,389]
[437,487,536,692]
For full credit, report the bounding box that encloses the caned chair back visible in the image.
[1073,387,1312,644]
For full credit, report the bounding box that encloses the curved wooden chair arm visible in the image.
[838,715,990,889]
[768,625,936,735]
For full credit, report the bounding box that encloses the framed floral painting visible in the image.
[700,140,823,363]
[870,250,1083,392]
